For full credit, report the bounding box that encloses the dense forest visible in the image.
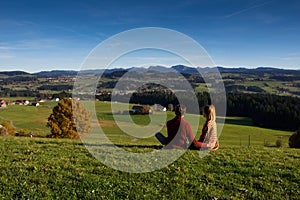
[226,93,300,130]
[98,91,300,131]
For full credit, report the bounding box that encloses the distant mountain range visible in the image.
[0,65,299,77]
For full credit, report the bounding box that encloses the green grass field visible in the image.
[0,137,299,199]
[0,101,293,147]
[1,100,299,199]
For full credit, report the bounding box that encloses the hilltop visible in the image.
[1,65,299,76]
[0,65,300,97]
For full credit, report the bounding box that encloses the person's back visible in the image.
[155,104,208,150]
[199,105,219,150]
[165,115,192,149]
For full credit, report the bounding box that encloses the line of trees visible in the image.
[0,87,39,97]
[0,88,72,99]
[37,84,73,91]
[226,93,300,130]
[0,76,37,84]
[102,91,300,131]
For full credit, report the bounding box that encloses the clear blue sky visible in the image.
[0,0,300,72]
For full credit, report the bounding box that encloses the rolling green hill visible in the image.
[0,101,299,199]
[0,101,293,147]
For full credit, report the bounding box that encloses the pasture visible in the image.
[1,100,299,199]
[0,101,293,146]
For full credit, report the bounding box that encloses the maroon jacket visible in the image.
[165,116,205,149]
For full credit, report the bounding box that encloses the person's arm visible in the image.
[192,139,208,148]
[186,123,208,148]
[165,121,173,144]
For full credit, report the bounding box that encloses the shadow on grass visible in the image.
[117,144,163,149]
[84,143,208,151]
[85,143,163,149]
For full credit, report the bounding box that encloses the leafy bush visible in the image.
[18,129,29,135]
[0,121,16,136]
[289,130,300,148]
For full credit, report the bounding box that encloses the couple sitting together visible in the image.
[155,104,219,150]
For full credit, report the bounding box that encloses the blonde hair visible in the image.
[203,105,216,122]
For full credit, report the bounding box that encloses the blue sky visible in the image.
[0,0,300,72]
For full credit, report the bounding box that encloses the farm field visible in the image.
[0,100,293,147]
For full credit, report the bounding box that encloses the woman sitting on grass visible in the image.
[155,104,219,150]
[193,104,219,150]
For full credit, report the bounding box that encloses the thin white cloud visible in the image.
[225,1,272,18]
[0,53,14,59]
[54,26,107,41]
[280,56,300,61]
[0,38,65,51]
[255,13,283,24]
[278,52,300,61]
[0,46,17,50]
[0,19,37,27]
[20,39,62,49]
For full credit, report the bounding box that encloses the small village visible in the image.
[0,99,43,108]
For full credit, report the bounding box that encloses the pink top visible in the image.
[165,116,205,149]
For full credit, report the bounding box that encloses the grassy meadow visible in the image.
[1,100,299,199]
[0,100,293,147]
[1,137,299,199]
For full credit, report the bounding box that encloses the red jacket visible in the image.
[165,116,205,149]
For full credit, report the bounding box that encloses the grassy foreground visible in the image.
[1,137,299,199]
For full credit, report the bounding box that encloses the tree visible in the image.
[0,121,16,136]
[47,98,91,139]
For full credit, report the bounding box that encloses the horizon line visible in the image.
[0,65,299,73]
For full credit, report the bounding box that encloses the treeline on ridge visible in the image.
[98,91,300,131]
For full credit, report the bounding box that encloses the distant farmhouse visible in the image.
[129,105,152,115]
[0,99,6,108]
[15,100,30,105]
[154,104,167,112]
[31,102,40,107]
[0,99,41,107]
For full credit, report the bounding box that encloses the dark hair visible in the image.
[175,104,186,116]
[203,105,209,116]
